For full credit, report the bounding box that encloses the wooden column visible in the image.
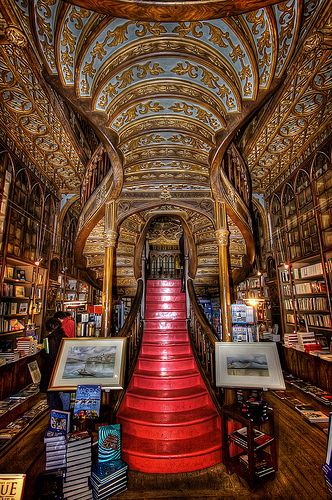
[102,201,117,337]
[215,201,232,342]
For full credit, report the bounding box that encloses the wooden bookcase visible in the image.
[0,258,47,342]
[222,405,277,488]
[268,142,332,346]
[235,274,272,338]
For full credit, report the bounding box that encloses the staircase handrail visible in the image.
[187,279,222,412]
[113,279,144,414]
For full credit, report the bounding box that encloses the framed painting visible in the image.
[215,342,285,390]
[48,338,127,391]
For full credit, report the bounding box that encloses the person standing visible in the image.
[41,317,65,410]
[53,311,75,338]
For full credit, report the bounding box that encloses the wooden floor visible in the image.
[0,390,329,500]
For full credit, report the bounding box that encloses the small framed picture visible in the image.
[14,286,26,298]
[5,266,14,279]
[16,269,26,281]
[18,303,28,314]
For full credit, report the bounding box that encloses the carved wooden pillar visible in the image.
[215,201,232,342]
[102,201,117,337]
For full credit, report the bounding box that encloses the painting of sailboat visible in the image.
[62,345,117,379]
[48,338,127,390]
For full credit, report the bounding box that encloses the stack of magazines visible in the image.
[63,431,92,500]
[90,460,128,499]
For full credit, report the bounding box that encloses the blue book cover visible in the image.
[98,424,121,462]
[49,410,70,434]
[73,384,101,418]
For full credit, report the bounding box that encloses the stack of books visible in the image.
[284,333,298,347]
[63,431,92,499]
[230,426,274,450]
[90,460,128,499]
[44,431,67,471]
[322,463,332,496]
[0,350,20,363]
[296,332,319,352]
[16,336,37,357]
[239,453,275,478]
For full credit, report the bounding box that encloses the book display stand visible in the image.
[222,404,277,488]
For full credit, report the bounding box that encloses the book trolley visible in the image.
[222,404,277,488]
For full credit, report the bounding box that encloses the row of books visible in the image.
[280,373,332,407]
[0,301,29,316]
[294,281,326,294]
[0,318,25,333]
[303,313,332,328]
[297,297,328,311]
[293,262,323,279]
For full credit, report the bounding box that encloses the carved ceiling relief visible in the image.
[244,1,332,193]
[7,0,301,210]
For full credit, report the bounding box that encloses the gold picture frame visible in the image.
[48,337,127,391]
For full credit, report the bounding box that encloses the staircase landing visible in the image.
[117,279,222,473]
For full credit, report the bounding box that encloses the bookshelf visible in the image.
[0,258,47,341]
[234,275,272,340]
[222,405,277,488]
[278,258,332,342]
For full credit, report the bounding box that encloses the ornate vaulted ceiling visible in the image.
[7,0,302,202]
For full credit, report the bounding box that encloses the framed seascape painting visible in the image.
[48,338,127,391]
[215,342,285,390]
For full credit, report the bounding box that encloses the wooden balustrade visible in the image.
[113,280,144,413]
[187,279,222,410]
[81,144,112,206]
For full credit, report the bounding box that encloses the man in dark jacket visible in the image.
[42,317,65,410]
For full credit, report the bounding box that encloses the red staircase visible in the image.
[117,279,222,473]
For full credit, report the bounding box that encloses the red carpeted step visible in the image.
[144,320,187,331]
[146,301,186,312]
[145,310,186,320]
[141,342,191,356]
[116,278,222,473]
[117,407,220,440]
[121,432,222,473]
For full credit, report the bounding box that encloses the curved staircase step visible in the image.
[117,406,220,439]
[124,386,209,411]
[144,320,187,330]
[141,342,191,356]
[132,370,202,390]
[121,432,222,473]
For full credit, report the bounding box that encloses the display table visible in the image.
[278,344,332,392]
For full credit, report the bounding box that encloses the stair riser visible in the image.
[145,311,186,320]
[146,295,183,303]
[147,280,181,288]
[146,302,186,312]
[124,393,209,412]
[144,321,187,331]
[143,333,189,343]
[121,448,222,474]
[141,344,191,356]
[146,288,183,296]
[117,416,220,440]
[138,358,195,371]
[132,374,201,390]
